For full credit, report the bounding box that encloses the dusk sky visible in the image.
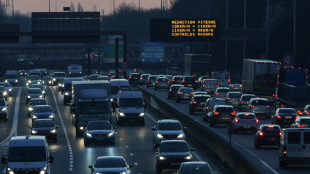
[12,0,171,15]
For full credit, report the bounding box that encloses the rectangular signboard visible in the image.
[141,41,164,62]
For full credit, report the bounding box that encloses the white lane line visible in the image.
[134,162,139,166]
[192,151,203,161]
[130,153,134,156]
[2,167,6,173]
[0,88,21,145]
[145,113,156,123]
[50,87,73,172]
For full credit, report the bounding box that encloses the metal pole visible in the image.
[49,0,50,12]
[207,0,210,54]
[266,0,270,59]
[139,0,140,11]
[225,0,229,68]
[87,48,91,76]
[113,0,115,15]
[243,0,246,60]
[293,0,296,62]
[115,38,119,78]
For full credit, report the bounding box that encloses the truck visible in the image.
[242,59,281,97]
[184,54,212,78]
[71,80,111,135]
[67,64,83,77]
[276,67,310,112]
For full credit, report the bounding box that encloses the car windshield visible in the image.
[0,83,10,87]
[242,95,256,101]
[251,100,268,105]
[95,158,126,168]
[8,146,46,162]
[141,75,150,79]
[238,114,255,119]
[34,106,52,112]
[217,88,229,92]
[42,76,52,80]
[33,120,54,128]
[87,122,111,130]
[216,107,233,112]
[29,100,47,105]
[79,101,109,114]
[194,97,208,102]
[180,164,212,174]
[157,122,182,130]
[149,76,157,81]
[28,89,42,94]
[31,85,43,89]
[160,142,189,152]
[119,98,143,107]
[279,109,296,113]
[54,73,66,77]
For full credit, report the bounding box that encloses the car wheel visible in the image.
[156,164,162,173]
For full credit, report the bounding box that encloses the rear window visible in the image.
[216,107,233,112]
[194,97,208,102]
[279,109,296,113]
[238,114,255,119]
[288,132,300,144]
[171,86,182,90]
[158,78,168,82]
[300,119,310,125]
[228,93,242,98]
[174,76,183,80]
[251,100,268,105]
[131,74,140,77]
[184,77,195,81]
[262,127,280,132]
[304,132,310,144]
[242,95,256,101]
[149,76,157,80]
[180,88,193,93]
[217,88,229,92]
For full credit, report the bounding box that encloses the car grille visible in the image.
[163,134,178,139]
[13,171,40,174]
[93,134,108,138]
[101,172,121,174]
[125,113,139,117]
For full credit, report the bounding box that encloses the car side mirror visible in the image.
[1,157,7,164]
[28,126,32,129]
[48,156,54,163]
[190,148,194,151]
[88,165,94,170]
[128,164,133,168]
[55,125,59,129]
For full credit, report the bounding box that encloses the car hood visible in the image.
[119,107,144,113]
[32,127,54,131]
[156,130,183,135]
[8,162,46,171]
[28,94,42,97]
[160,152,191,157]
[32,112,53,118]
[87,130,112,134]
[94,167,127,173]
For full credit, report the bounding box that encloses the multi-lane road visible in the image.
[0,79,230,174]
[141,86,310,174]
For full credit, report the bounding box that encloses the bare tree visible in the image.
[77,3,84,12]
[93,4,98,12]
[70,2,75,12]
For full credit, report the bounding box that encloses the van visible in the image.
[110,79,130,111]
[202,79,218,94]
[116,90,145,125]
[4,71,18,86]
[279,128,310,168]
[1,136,54,174]
[211,71,230,87]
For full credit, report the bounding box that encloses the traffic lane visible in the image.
[143,87,310,174]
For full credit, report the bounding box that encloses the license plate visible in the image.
[285,116,292,119]
[188,84,192,87]
[97,138,105,141]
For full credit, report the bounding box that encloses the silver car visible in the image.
[226,91,242,108]
[88,156,132,174]
[230,112,260,133]
[214,87,230,98]
[248,98,271,118]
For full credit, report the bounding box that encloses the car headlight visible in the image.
[120,172,126,174]
[157,134,163,138]
[48,81,51,84]
[119,112,125,116]
[58,83,62,87]
[40,170,45,174]
[32,115,37,119]
[28,107,33,111]
[86,132,92,137]
[65,92,69,95]
[110,98,114,102]
[50,129,56,134]
[139,113,144,116]
[80,126,84,130]
[159,156,166,160]
[39,95,43,98]
[28,80,31,83]
[177,134,184,138]
[15,80,18,83]
[3,92,7,96]
[53,78,56,81]
[9,89,12,91]
[108,132,114,137]
[185,155,192,160]
[49,115,54,119]
[27,96,31,98]
[4,80,7,82]
[2,107,6,111]
[32,130,37,134]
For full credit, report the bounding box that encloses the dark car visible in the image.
[172,75,184,84]
[168,84,184,99]
[182,76,197,89]
[254,124,281,148]
[27,75,40,86]
[0,98,8,121]
[177,161,213,174]
[238,94,256,111]
[197,76,209,90]
[30,119,59,142]
[0,82,12,96]
[30,84,46,97]
[27,98,48,117]
[272,108,298,126]
[0,86,8,99]
[213,87,230,98]
[31,105,55,122]
[53,72,66,86]
[129,73,140,85]
[146,75,158,88]
[155,77,170,90]
[189,94,211,114]
[248,98,271,118]
[41,76,53,86]
[209,105,236,127]
[291,116,310,128]
[26,88,43,104]
[19,70,27,76]
[84,121,116,146]
[139,74,150,86]
[156,140,193,172]
[176,87,194,102]
[88,156,132,174]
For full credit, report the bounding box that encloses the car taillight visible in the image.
[140,78,143,80]
[173,79,176,82]
[259,132,263,136]
[307,111,310,115]
[239,84,242,87]
[169,89,172,92]
[228,78,231,83]
[183,80,185,83]
[179,92,183,95]
[226,97,231,100]
[297,110,303,115]
[129,76,132,79]
[205,113,208,116]
[276,115,281,119]
[250,105,254,108]
[206,106,209,110]
[168,81,170,84]
[193,101,197,104]
[240,101,244,104]
[231,84,234,87]
[156,81,159,84]
[200,80,203,83]
[215,92,219,95]
[283,145,287,155]
[297,124,308,128]
[148,80,150,82]
[231,112,236,116]
[213,111,220,116]
[255,119,259,123]
[266,105,270,108]
[190,92,194,95]
[234,118,240,123]
[279,132,282,136]
[203,85,205,87]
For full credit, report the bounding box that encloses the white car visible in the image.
[230,112,260,133]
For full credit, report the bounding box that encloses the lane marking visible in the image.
[192,151,203,161]
[50,87,73,172]
[2,167,5,173]
[130,153,134,156]
[145,113,156,123]
[0,88,21,145]
[134,162,138,166]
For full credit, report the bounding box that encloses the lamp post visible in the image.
[266,0,270,59]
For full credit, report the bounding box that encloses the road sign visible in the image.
[141,41,164,62]
[283,54,294,65]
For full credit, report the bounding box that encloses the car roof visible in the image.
[298,116,310,120]
[215,105,233,108]
[97,156,125,160]
[9,136,47,147]
[158,119,180,124]
[250,98,268,101]
[34,105,51,108]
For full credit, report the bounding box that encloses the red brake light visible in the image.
[173,79,176,82]
[179,92,183,95]
[156,81,159,84]
[193,101,197,104]
[213,111,220,116]
[215,92,219,95]
[226,97,231,100]
[200,80,203,83]
[148,80,150,82]
[297,110,303,115]
[307,112,310,115]
[231,84,234,87]
[276,115,281,119]
[169,89,172,92]
[228,78,231,83]
[297,124,308,128]
[140,78,143,80]
[259,132,263,136]
[250,105,255,108]
[268,125,274,128]
[234,118,240,123]
[255,119,259,123]
[239,85,242,87]
[279,132,282,136]
[231,112,236,116]
[206,106,209,110]
[266,105,270,108]
[240,101,244,104]
[190,92,194,95]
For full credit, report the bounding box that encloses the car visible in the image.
[271,108,298,126]
[52,72,66,86]
[209,105,236,127]
[39,69,48,77]
[88,156,132,174]
[129,73,140,85]
[226,91,242,108]
[168,84,184,99]
[214,87,230,98]
[31,105,55,122]
[0,86,8,99]
[291,116,310,128]
[18,70,27,76]
[29,84,46,97]
[193,91,209,95]
[229,112,259,133]
[27,98,48,117]
[177,161,213,174]
[97,76,110,81]
[211,71,230,87]
[26,88,44,104]
[303,105,310,116]
[110,79,130,111]
[0,82,12,96]
[4,71,18,86]
[197,76,209,90]
[0,98,8,121]
[176,87,194,102]
[155,77,170,90]
[202,98,227,121]
[182,76,197,89]
[152,119,187,148]
[254,124,281,148]
[84,121,116,146]
[248,98,271,118]
[155,140,193,172]
[164,75,173,83]
[189,94,211,114]
[139,74,150,86]
[27,75,40,86]
[62,77,84,104]
[30,119,59,142]
[238,94,256,111]
[41,76,53,86]
[172,75,184,84]
[146,75,157,88]
[201,79,218,94]
[228,83,243,91]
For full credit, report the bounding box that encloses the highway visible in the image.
[0,78,230,174]
[141,86,310,174]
